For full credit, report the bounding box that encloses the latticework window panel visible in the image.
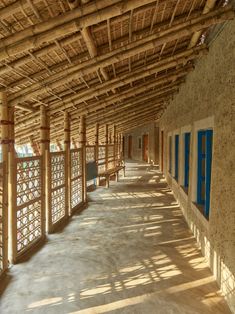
[98,145,106,173]
[15,157,43,255]
[70,149,83,212]
[86,146,95,163]
[107,145,115,170]
[50,152,66,225]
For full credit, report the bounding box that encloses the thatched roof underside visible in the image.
[0,0,234,144]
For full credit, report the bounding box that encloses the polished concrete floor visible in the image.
[0,161,231,313]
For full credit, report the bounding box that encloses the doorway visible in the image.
[142,134,149,162]
[128,135,132,159]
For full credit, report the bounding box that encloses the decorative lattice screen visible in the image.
[107,144,115,170]
[0,163,5,275]
[70,149,83,212]
[49,152,66,229]
[15,157,43,257]
[86,145,95,163]
[98,145,106,173]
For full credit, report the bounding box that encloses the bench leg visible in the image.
[97,176,100,186]
[123,167,126,177]
[116,171,119,182]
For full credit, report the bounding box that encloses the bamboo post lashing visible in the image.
[64,112,70,216]
[8,106,17,263]
[40,106,49,233]
[79,115,87,203]
[0,91,9,271]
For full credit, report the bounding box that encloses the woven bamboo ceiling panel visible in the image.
[0,0,233,143]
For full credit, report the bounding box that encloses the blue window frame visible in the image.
[197,130,213,218]
[184,133,191,188]
[174,135,179,181]
[169,136,172,173]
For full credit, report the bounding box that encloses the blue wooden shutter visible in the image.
[184,133,190,187]
[175,135,179,180]
[197,130,206,205]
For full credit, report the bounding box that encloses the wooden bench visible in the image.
[97,164,125,188]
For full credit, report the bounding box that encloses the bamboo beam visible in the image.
[8,4,234,106]
[85,81,182,123]
[117,112,161,132]
[0,3,194,79]
[47,89,172,141]
[118,111,162,131]
[189,0,217,48]
[27,47,201,114]
[69,0,113,87]
[1,13,195,95]
[108,102,164,126]
[0,0,157,62]
[14,63,192,134]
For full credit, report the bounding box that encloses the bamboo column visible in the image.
[113,125,117,168]
[109,127,112,144]
[119,134,123,161]
[79,115,87,203]
[0,91,9,270]
[105,124,109,172]
[116,132,120,162]
[95,123,99,164]
[40,106,49,234]
[95,123,99,185]
[64,112,70,217]
[8,106,17,263]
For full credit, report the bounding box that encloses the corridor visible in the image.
[0,161,230,314]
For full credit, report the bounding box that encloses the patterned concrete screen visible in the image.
[49,152,67,232]
[98,145,106,173]
[13,157,44,261]
[70,148,83,213]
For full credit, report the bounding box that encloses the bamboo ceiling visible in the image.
[0,0,234,144]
